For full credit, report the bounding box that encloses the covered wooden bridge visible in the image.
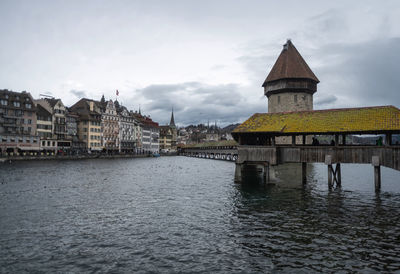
[179,140,238,161]
[231,105,400,191]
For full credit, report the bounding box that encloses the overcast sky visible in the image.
[1,0,400,126]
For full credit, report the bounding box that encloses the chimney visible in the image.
[89,101,94,111]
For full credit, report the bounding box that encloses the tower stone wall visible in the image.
[267,91,313,113]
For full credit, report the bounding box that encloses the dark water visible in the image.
[0,157,399,273]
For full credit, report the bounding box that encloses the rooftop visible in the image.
[262,40,319,87]
[232,106,400,135]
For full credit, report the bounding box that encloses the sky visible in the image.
[1,0,400,127]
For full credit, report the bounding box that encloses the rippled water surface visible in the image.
[1,157,400,273]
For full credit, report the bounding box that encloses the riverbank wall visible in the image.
[0,154,153,162]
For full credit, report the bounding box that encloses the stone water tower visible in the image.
[263,40,319,113]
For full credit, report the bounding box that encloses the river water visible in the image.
[0,157,399,273]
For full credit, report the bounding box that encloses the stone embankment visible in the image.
[0,154,153,163]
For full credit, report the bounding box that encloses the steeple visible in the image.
[169,107,176,128]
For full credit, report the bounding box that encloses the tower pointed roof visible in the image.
[169,108,176,127]
[262,40,319,87]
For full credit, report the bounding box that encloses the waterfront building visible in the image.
[36,104,56,153]
[0,89,40,155]
[101,99,120,153]
[159,110,177,151]
[132,113,143,152]
[66,109,86,152]
[35,98,70,152]
[141,116,160,154]
[70,99,102,152]
[118,107,139,153]
[159,126,173,151]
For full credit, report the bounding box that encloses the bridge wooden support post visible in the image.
[263,163,270,184]
[302,162,307,185]
[372,156,381,192]
[234,163,242,182]
[336,163,341,187]
[325,155,341,189]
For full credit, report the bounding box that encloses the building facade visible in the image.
[101,100,119,152]
[118,107,138,153]
[0,90,39,155]
[35,98,71,152]
[141,117,160,154]
[159,110,177,151]
[36,104,56,153]
[70,99,102,151]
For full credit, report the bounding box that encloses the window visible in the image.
[13,102,20,107]
[28,119,32,124]
[0,99,7,105]
[28,127,31,133]
[42,141,46,146]
[25,103,32,109]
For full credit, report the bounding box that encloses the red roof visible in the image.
[262,40,319,87]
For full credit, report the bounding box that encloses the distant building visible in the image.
[36,104,56,153]
[70,99,102,151]
[159,126,173,150]
[66,109,85,152]
[159,109,177,151]
[136,114,159,153]
[118,107,139,153]
[0,89,40,155]
[35,98,70,152]
[101,99,120,153]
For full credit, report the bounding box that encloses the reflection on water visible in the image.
[0,157,399,273]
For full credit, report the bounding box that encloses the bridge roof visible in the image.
[232,106,400,135]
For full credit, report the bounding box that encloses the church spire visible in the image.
[169,107,176,128]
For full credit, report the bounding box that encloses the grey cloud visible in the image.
[237,52,276,84]
[134,82,260,126]
[70,89,87,98]
[314,38,400,108]
[314,94,337,108]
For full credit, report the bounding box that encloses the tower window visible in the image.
[294,95,297,103]
[278,96,280,104]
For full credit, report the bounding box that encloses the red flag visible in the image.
[116,89,119,96]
